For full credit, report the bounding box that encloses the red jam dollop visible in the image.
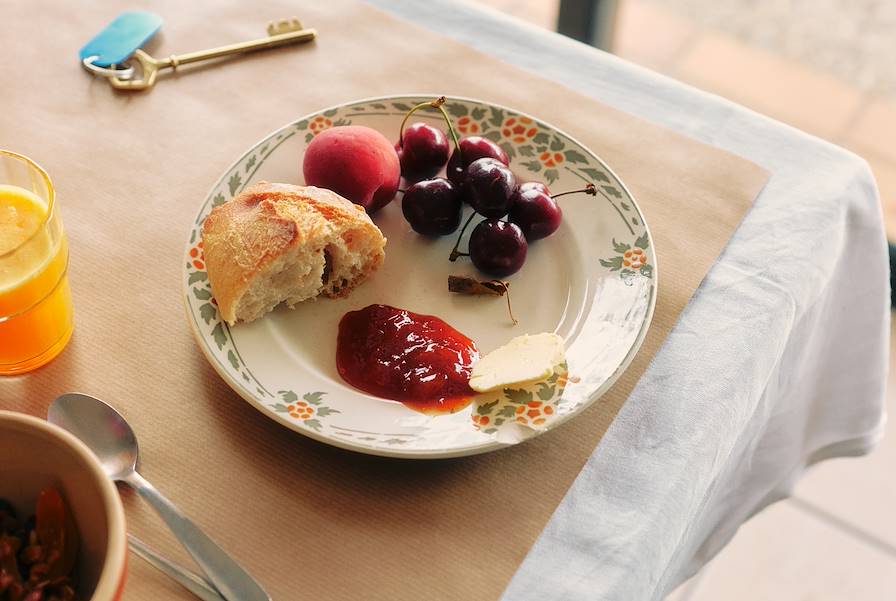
[336,304,479,413]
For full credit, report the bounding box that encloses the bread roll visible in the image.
[202,182,386,325]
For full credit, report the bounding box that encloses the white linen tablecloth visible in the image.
[367,1,891,599]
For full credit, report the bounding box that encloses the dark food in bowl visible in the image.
[0,489,79,601]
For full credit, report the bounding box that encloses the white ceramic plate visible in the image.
[183,95,656,458]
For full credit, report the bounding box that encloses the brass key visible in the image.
[109,18,316,90]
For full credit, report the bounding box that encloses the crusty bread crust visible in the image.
[202,182,386,324]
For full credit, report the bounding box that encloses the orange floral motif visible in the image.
[470,365,567,433]
[456,116,481,135]
[274,390,334,430]
[502,117,537,144]
[539,151,565,168]
[472,414,491,428]
[288,401,315,421]
[309,116,334,136]
[513,400,553,427]
[189,241,205,270]
[623,248,647,269]
[600,235,652,279]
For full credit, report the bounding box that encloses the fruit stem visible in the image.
[398,97,445,144]
[552,183,596,201]
[396,96,463,164]
[449,212,477,262]
[437,101,463,165]
[491,280,518,325]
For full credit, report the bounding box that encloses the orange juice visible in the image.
[0,154,73,374]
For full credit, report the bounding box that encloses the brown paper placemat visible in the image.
[0,1,768,599]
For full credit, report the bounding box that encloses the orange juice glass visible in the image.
[0,151,73,374]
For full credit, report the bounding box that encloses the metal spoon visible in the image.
[49,393,271,601]
[128,534,224,601]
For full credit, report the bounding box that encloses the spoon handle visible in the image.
[124,472,271,601]
[128,534,225,601]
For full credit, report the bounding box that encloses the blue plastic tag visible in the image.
[79,11,163,67]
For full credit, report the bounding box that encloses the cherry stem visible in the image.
[397,96,462,164]
[551,183,596,201]
[398,97,444,146]
[491,281,518,325]
[449,212,477,262]
[439,102,463,165]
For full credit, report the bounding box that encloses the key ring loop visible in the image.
[81,55,135,80]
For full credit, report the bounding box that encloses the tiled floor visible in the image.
[476,0,896,238]
[473,0,895,598]
[651,0,896,97]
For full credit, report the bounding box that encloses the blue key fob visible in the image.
[80,11,163,68]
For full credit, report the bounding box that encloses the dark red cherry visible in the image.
[446,136,510,188]
[469,219,528,277]
[509,183,595,241]
[519,180,550,196]
[508,185,562,240]
[401,178,462,236]
[396,122,450,181]
[465,158,517,219]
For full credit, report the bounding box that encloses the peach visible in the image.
[302,125,400,214]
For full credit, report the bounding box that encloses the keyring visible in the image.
[81,55,135,80]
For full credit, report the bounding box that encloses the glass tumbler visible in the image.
[0,150,73,374]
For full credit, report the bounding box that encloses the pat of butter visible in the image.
[469,333,566,392]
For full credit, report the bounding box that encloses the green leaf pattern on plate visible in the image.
[228,173,242,196]
[199,302,216,324]
[471,364,568,434]
[599,235,653,282]
[272,390,340,431]
[446,103,468,118]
